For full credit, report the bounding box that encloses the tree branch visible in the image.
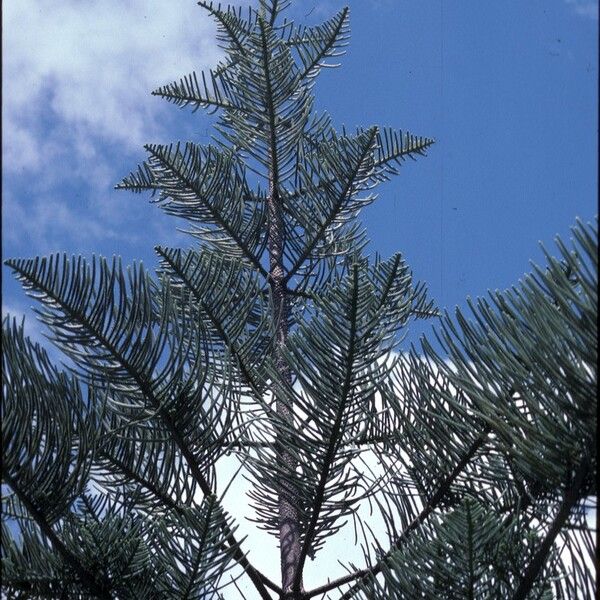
[293,265,359,593]
[7,260,275,600]
[512,459,590,600]
[296,7,349,80]
[302,425,491,599]
[98,452,280,598]
[198,1,248,56]
[145,144,268,279]
[156,247,265,397]
[283,128,378,285]
[3,472,112,600]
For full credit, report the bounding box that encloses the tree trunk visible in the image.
[267,180,303,598]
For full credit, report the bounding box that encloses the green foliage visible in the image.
[2,0,596,598]
[2,322,239,599]
[360,498,559,599]
[345,217,597,599]
[2,318,96,525]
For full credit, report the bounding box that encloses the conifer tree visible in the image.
[2,1,596,598]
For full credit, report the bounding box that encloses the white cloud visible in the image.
[2,0,222,257]
[2,0,221,171]
[565,0,599,19]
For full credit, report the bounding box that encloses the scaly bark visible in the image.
[267,178,303,598]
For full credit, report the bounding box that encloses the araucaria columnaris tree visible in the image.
[2,1,597,598]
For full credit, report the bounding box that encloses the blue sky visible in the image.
[2,0,598,348]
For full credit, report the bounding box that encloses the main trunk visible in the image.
[266,181,303,597]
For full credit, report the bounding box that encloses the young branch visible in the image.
[292,266,359,594]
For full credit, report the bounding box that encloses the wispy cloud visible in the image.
[2,185,190,263]
[3,0,221,171]
[565,0,599,20]
[3,0,222,258]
